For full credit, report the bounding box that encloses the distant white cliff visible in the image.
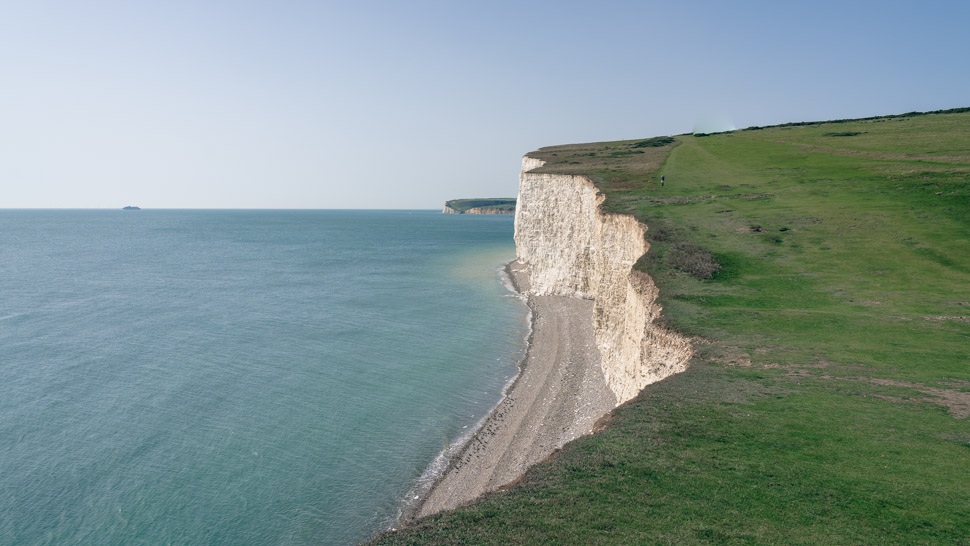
[442,198,516,215]
[442,205,512,215]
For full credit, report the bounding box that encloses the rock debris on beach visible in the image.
[413,266,616,518]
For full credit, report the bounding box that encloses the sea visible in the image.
[0,210,529,545]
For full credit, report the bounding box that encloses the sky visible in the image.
[2,1,968,209]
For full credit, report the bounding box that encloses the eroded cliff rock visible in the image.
[465,207,512,215]
[443,206,513,215]
[514,156,692,404]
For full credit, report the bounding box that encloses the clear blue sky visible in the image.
[2,1,968,208]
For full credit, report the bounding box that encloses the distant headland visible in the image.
[122,206,141,210]
[442,198,515,215]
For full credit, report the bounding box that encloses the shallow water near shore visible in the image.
[0,210,528,544]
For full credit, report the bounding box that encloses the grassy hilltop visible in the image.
[378,109,970,543]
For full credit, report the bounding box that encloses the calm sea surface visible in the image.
[0,210,528,544]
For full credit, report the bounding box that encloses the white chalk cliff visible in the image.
[443,205,513,215]
[514,156,692,404]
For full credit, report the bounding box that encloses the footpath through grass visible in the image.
[375,110,970,544]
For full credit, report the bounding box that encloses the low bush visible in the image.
[663,242,721,279]
[631,136,675,148]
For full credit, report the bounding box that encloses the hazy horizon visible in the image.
[3,1,968,209]
[0,206,504,210]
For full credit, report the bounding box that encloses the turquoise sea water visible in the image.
[0,210,528,544]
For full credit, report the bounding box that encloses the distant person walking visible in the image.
[661,175,664,187]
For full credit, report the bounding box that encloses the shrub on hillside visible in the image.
[664,242,721,279]
[631,136,675,148]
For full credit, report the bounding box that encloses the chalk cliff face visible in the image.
[464,207,513,215]
[514,156,692,404]
[443,205,514,215]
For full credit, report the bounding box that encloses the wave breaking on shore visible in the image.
[393,261,533,525]
[396,260,615,521]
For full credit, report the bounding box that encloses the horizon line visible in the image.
[0,207,454,211]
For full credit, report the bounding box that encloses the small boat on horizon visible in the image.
[122,205,141,210]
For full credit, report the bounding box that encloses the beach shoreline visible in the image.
[392,260,534,524]
[397,259,616,523]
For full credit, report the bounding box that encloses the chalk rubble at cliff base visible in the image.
[414,263,615,517]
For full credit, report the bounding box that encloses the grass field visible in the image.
[376,109,970,544]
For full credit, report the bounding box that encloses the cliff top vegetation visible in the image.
[377,108,970,544]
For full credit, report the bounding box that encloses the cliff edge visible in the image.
[406,155,692,521]
[514,156,692,404]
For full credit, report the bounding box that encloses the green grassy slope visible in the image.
[377,110,970,544]
[445,198,517,213]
